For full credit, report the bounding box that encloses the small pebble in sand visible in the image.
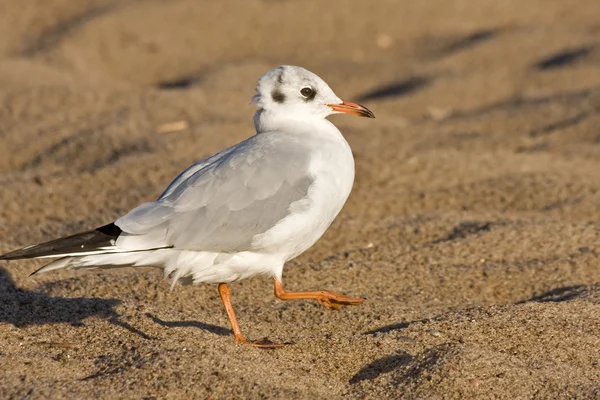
[427,106,452,121]
[376,34,393,49]
[156,120,189,133]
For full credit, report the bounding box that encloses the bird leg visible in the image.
[273,278,365,310]
[217,283,284,349]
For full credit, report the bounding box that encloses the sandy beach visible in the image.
[2,0,600,398]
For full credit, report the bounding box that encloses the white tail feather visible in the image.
[32,249,172,275]
[31,247,125,259]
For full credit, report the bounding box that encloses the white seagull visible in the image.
[1,65,375,348]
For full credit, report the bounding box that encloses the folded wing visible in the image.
[115,134,314,253]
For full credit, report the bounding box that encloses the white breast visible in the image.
[252,124,355,261]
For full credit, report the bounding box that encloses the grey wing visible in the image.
[114,135,313,252]
[157,143,240,199]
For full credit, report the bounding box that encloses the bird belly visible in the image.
[167,250,285,285]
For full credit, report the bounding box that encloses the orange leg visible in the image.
[217,283,284,349]
[273,278,365,310]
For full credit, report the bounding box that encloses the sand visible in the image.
[1,0,600,398]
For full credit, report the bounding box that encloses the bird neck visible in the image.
[253,109,338,138]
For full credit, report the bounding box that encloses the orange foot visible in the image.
[274,278,365,310]
[315,291,365,310]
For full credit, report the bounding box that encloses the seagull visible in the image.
[0,65,375,348]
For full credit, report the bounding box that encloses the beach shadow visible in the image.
[350,344,458,387]
[156,76,201,90]
[534,46,594,70]
[357,76,432,102]
[431,221,492,245]
[20,3,122,56]
[436,28,499,57]
[145,313,231,336]
[350,351,413,383]
[445,84,600,121]
[529,110,592,138]
[364,321,411,335]
[521,285,587,303]
[364,318,431,335]
[0,266,154,339]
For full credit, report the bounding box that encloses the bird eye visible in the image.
[300,87,314,98]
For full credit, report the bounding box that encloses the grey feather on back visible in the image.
[115,133,314,253]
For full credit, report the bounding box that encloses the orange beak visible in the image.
[328,100,375,118]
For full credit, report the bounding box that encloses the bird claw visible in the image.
[316,293,365,310]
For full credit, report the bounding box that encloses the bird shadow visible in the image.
[145,312,231,336]
[0,266,154,339]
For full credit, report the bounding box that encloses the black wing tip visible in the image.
[97,222,122,237]
[0,222,122,261]
[0,245,37,261]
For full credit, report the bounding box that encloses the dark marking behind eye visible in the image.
[277,72,284,85]
[301,87,316,101]
[271,89,285,103]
